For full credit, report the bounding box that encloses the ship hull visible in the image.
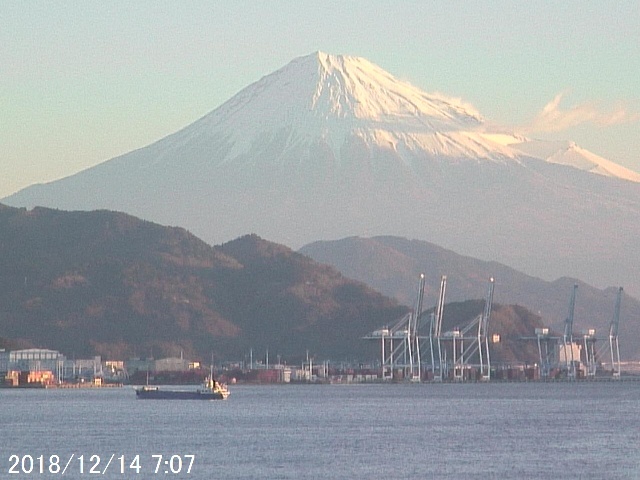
[135,389,226,400]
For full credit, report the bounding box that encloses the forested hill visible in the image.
[0,205,407,361]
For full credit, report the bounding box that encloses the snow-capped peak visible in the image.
[205,51,485,131]
[308,51,484,126]
[182,52,523,164]
[510,139,640,183]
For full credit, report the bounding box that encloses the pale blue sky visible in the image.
[1,1,639,197]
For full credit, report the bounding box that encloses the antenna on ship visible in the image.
[209,351,215,386]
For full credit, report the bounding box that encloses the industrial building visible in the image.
[1,348,102,386]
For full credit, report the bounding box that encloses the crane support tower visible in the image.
[562,284,578,380]
[429,275,447,381]
[582,328,597,378]
[408,273,426,381]
[534,328,555,379]
[609,287,623,378]
[478,278,495,380]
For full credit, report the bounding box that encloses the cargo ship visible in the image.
[135,374,229,400]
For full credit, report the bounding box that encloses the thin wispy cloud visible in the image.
[522,91,638,134]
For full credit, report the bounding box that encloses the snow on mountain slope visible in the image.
[169,51,522,166]
[481,134,640,183]
[512,140,640,182]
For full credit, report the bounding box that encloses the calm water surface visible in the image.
[1,382,639,479]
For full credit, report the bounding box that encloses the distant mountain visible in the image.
[299,236,640,360]
[0,205,408,361]
[4,52,640,298]
[509,139,640,181]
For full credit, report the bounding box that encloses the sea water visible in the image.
[1,382,639,479]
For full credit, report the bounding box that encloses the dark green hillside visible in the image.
[0,205,406,361]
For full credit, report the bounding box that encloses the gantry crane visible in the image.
[477,278,495,380]
[366,274,495,383]
[365,274,428,381]
[443,277,495,381]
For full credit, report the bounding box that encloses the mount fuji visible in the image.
[4,52,640,296]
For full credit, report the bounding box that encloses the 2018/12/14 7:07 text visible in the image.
[7,454,196,475]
